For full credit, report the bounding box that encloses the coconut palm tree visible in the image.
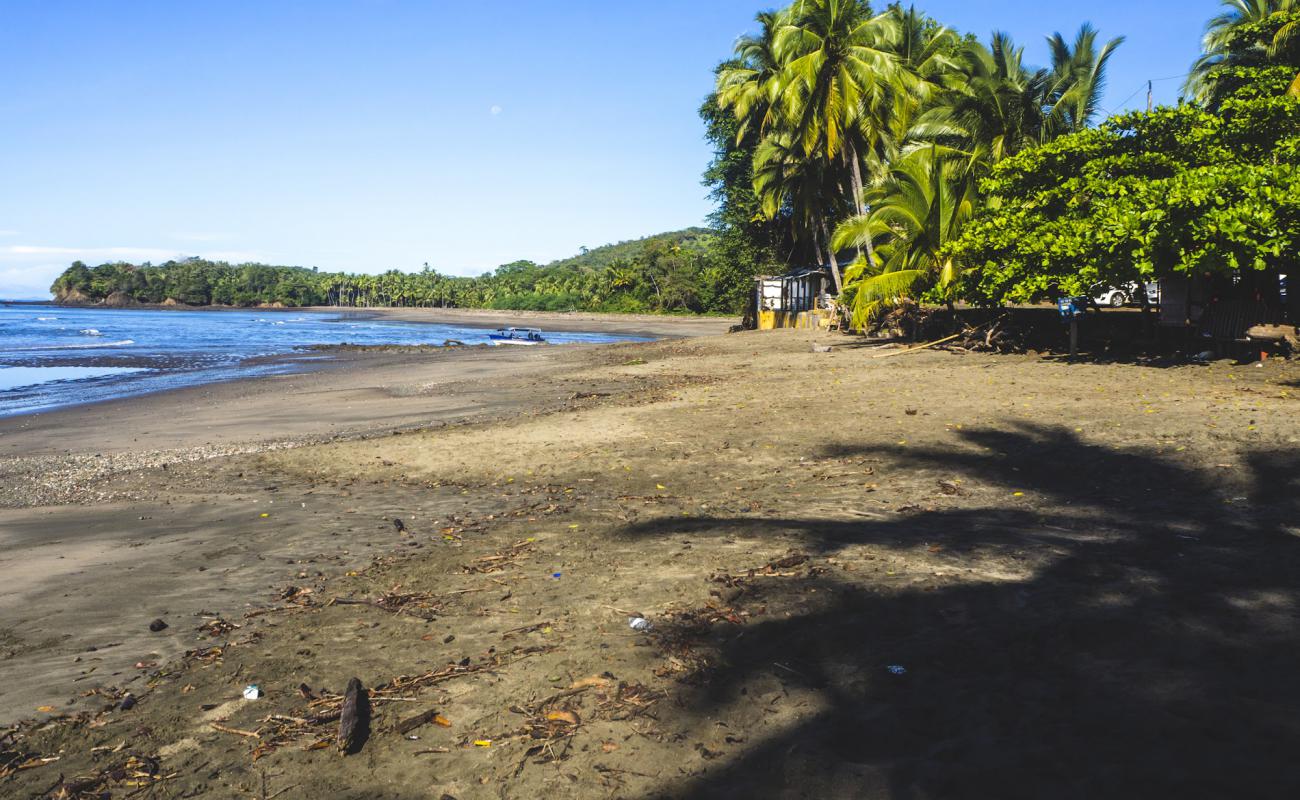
[1187,0,1300,105]
[717,10,788,143]
[832,144,977,327]
[773,0,900,222]
[855,6,961,186]
[913,33,1050,170]
[753,133,846,291]
[1045,24,1126,133]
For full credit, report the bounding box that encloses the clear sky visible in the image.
[0,1,1218,299]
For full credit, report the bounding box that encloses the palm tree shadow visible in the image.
[619,424,1300,799]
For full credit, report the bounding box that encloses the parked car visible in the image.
[1092,284,1132,307]
[1091,282,1160,307]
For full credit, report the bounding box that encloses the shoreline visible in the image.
[17,300,737,339]
[1,306,736,424]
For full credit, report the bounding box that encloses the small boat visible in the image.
[488,327,546,346]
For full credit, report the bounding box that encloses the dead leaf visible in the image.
[545,710,580,725]
[601,741,619,753]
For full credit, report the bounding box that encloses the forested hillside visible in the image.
[49,228,744,313]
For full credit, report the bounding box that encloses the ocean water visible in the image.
[0,305,648,417]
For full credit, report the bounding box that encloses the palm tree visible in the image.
[753,133,845,291]
[855,6,961,188]
[716,10,788,143]
[1187,0,1300,105]
[832,145,977,327]
[1045,24,1126,133]
[914,33,1050,170]
[774,0,899,224]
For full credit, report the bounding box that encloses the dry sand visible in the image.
[3,325,1299,799]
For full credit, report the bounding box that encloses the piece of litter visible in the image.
[242,684,262,700]
[629,617,652,632]
[551,572,562,579]
[473,739,492,747]
[886,665,907,676]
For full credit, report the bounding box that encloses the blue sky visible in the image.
[0,1,1217,298]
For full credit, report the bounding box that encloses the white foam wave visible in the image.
[79,328,103,336]
[36,316,57,321]
[23,339,135,351]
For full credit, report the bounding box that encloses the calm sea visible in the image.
[0,305,646,418]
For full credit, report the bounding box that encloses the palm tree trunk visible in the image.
[818,217,843,294]
[845,140,877,264]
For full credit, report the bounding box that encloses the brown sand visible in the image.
[3,327,1299,799]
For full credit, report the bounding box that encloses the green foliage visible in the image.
[1187,1,1300,107]
[948,71,1300,304]
[833,144,975,326]
[710,0,1125,326]
[48,230,735,314]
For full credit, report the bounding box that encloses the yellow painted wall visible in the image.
[757,309,832,330]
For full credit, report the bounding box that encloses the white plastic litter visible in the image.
[242,684,262,700]
[628,617,653,632]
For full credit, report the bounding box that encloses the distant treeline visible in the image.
[49,228,751,314]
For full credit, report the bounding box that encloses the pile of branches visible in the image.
[871,303,1026,353]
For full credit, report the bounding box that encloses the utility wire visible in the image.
[1102,71,1193,116]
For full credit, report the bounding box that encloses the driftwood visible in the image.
[337,678,369,756]
[393,707,444,736]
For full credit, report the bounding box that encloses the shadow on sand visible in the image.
[618,424,1300,799]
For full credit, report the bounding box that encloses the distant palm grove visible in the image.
[53,0,1300,324]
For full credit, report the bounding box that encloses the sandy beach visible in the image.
[3,322,1299,798]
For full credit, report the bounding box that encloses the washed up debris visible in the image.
[462,539,534,574]
[886,665,907,676]
[812,343,833,353]
[628,617,653,632]
[393,707,450,736]
[328,591,441,620]
[243,684,262,700]
[147,618,168,632]
[393,518,407,534]
[337,677,370,755]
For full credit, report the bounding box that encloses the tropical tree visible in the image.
[1187,0,1300,106]
[773,0,899,226]
[833,144,977,326]
[1044,24,1126,133]
[913,33,1050,168]
[754,132,846,291]
[949,66,1300,305]
[716,11,788,143]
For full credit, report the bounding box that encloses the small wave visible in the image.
[22,339,135,351]
[36,316,57,321]
[79,328,103,336]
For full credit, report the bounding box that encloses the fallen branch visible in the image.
[871,332,963,358]
[210,723,260,739]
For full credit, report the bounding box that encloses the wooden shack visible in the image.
[752,267,836,330]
